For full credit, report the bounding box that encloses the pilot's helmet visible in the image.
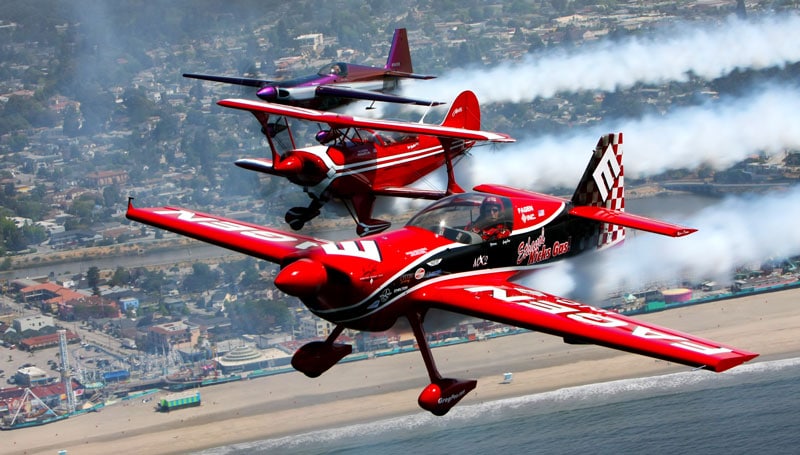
[480,196,504,216]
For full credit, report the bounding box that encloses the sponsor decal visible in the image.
[592,143,621,202]
[414,268,426,280]
[464,285,733,356]
[426,258,442,267]
[517,229,569,265]
[425,269,444,279]
[406,247,429,257]
[438,389,467,405]
[473,255,489,268]
[379,288,392,303]
[517,205,538,223]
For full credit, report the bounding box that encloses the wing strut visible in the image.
[408,309,476,416]
[441,138,466,195]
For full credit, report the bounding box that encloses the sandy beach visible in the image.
[5,288,800,455]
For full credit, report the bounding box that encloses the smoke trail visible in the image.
[545,185,800,301]
[463,84,800,190]
[406,14,800,103]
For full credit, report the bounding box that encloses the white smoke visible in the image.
[464,84,800,190]
[406,14,800,103]
[558,186,800,300]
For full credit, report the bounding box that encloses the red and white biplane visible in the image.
[127,132,757,416]
[219,90,513,236]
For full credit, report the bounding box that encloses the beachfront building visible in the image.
[13,314,55,333]
[147,320,200,352]
[13,366,50,387]
[214,345,269,374]
[296,315,336,339]
[212,344,292,374]
[19,330,80,351]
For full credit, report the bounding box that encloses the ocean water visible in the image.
[195,357,800,455]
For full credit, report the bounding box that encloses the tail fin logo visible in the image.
[592,143,622,202]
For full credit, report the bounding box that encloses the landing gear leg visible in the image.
[291,325,352,378]
[408,309,477,416]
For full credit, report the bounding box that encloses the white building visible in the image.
[13,314,55,333]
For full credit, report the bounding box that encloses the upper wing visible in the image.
[217,98,514,143]
[183,73,272,88]
[125,200,327,264]
[412,277,757,372]
[315,85,443,106]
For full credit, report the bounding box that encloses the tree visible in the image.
[109,266,131,287]
[62,104,81,137]
[182,262,219,293]
[87,266,101,294]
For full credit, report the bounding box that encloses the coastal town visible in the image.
[2,0,800,431]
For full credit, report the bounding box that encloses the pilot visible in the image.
[329,64,341,75]
[467,196,511,241]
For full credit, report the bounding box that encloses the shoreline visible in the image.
[6,287,800,455]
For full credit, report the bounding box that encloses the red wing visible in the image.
[125,201,326,264]
[217,98,514,143]
[412,277,757,372]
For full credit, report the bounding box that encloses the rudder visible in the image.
[440,90,480,130]
[385,28,413,73]
[571,133,625,248]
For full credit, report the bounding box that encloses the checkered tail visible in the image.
[570,133,625,249]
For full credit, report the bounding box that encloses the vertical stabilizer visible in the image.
[385,28,413,73]
[440,90,480,130]
[571,133,625,248]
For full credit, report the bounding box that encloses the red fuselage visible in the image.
[279,132,474,200]
[276,191,582,332]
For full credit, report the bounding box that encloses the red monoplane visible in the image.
[219,90,513,236]
[184,28,441,109]
[127,132,757,416]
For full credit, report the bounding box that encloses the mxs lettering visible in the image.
[155,209,298,242]
[464,285,732,356]
[517,230,570,265]
[473,255,489,268]
[153,209,383,260]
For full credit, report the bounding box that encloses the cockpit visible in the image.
[406,193,513,244]
[319,62,348,77]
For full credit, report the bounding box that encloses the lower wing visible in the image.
[125,200,327,264]
[412,276,757,372]
[316,85,443,106]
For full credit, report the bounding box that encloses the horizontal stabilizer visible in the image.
[383,70,437,80]
[569,205,697,237]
